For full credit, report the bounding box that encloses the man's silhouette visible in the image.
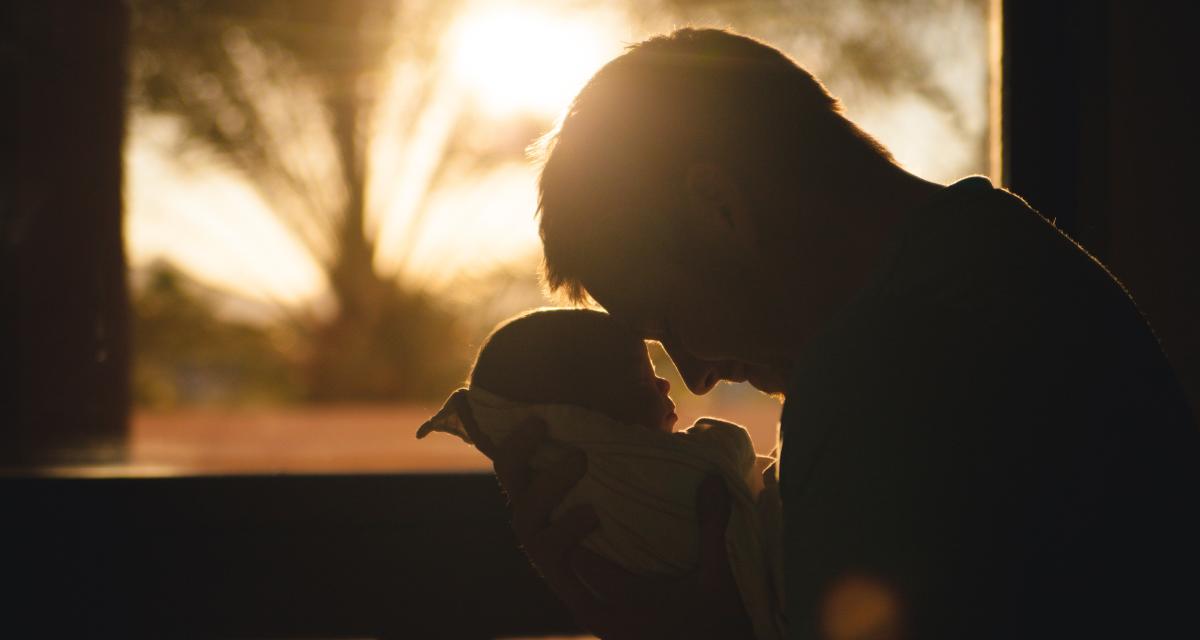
[496,28,1199,639]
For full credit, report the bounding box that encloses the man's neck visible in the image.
[842,164,945,245]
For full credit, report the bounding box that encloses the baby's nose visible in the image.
[655,377,671,394]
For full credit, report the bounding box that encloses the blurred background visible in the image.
[121,0,991,473]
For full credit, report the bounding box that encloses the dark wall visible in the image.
[1004,0,1200,412]
[1,1,130,464]
[1103,3,1200,412]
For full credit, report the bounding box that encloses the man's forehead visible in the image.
[583,278,660,336]
[572,244,685,332]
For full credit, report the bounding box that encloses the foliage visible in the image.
[648,0,989,165]
[127,0,490,401]
[132,262,302,408]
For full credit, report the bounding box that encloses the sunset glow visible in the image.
[119,0,994,473]
[446,3,621,117]
[125,0,990,313]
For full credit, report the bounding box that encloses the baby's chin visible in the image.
[661,409,679,433]
[635,411,677,433]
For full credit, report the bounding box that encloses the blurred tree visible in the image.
[132,261,302,407]
[647,0,989,167]
[127,0,502,401]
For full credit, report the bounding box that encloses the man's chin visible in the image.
[745,368,788,398]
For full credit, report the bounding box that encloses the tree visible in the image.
[132,261,302,407]
[648,0,989,176]
[128,0,509,401]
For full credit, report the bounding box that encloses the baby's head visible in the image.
[470,308,677,432]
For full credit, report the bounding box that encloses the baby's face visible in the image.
[602,342,677,433]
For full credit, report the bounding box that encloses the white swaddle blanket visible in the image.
[417,387,785,640]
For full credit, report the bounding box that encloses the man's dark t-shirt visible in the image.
[778,176,1199,638]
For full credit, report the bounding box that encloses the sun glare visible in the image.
[446,2,621,117]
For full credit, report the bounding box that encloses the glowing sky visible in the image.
[125,0,627,309]
[124,0,990,310]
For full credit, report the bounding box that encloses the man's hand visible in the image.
[567,473,755,640]
[474,411,754,640]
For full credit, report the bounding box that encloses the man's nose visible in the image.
[662,341,720,395]
[655,377,671,394]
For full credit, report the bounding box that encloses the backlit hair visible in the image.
[533,27,893,304]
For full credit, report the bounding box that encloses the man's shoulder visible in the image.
[881,178,1087,297]
[777,185,1200,640]
[780,175,1193,446]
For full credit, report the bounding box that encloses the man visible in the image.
[494,28,1199,638]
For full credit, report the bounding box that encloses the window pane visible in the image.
[123,0,990,473]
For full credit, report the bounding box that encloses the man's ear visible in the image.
[685,162,757,249]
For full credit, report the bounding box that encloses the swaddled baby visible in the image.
[418,308,784,639]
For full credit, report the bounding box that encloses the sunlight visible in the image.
[399,163,541,289]
[118,0,992,473]
[124,0,989,314]
[125,116,324,311]
[446,1,622,117]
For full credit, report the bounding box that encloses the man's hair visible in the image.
[470,307,642,410]
[534,27,893,304]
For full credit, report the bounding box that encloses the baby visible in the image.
[418,308,784,639]
[469,306,680,433]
